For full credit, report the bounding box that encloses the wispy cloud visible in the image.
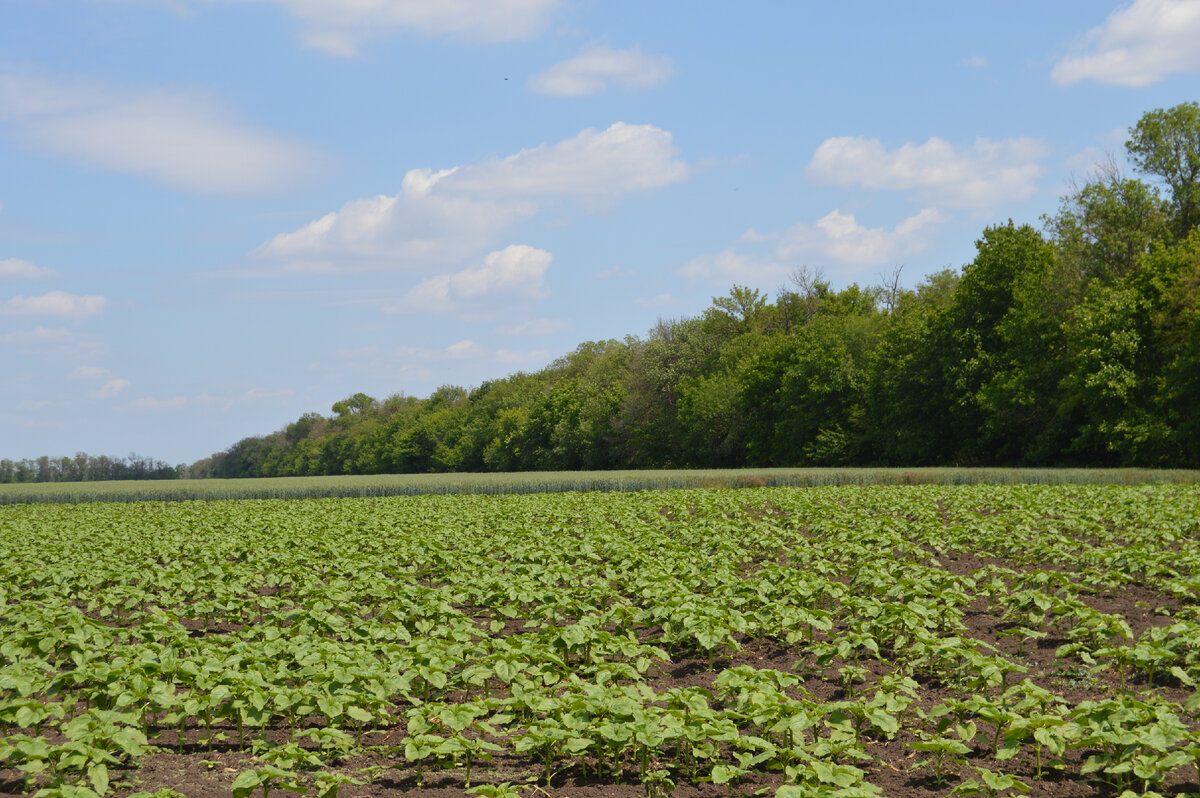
[70,365,113,380]
[0,73,322,194]
[529,46,675,96]
[129,395,187,410]
[635,293,674,308]
[1052,0,1200,86]
[496,348,550,365]
[0,327,73,345]
[90,379,130,398]
[493,317,570,336]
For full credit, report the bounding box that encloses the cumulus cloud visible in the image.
[806,135,1047,210]
[0,258,57,281]
[778,208,946,266]
[258,123,689,271]
[1052,0,1200,86]
[256,177,531,269]
[404,245,552,312]
[680,208,946,284]
[0,73,321,194]
[446,122,690,200]
[0,290,106,317]
[529,46,675,96]
[90,379,131,398]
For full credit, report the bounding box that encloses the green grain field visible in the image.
[3,467,1199,504]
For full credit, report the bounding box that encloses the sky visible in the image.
[3,0,1200,465]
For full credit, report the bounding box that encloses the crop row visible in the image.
[2,484,1199,796]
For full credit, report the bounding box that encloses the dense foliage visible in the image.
[193,104,1200,478]
[2,485,1200,797]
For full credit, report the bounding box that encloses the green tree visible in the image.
[1045,168,1170,282]
[1126,102,1200,236]
[331,392,377,418]
[1057,283,1172,464]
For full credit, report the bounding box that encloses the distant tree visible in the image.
[331,392,377,417]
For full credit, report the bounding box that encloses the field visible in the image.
[3,484,1200,798]
[3,467,1199,504]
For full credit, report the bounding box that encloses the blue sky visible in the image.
[2,0,1199,465]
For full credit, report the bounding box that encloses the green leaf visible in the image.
[345,706,372,723]
[710,764,742,784]
[230,771,264,798]
[88,763,109,796]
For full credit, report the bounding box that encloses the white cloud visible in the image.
[0,73,321,194]
[71,365,112,380]
[129,396,187,410]
[738,227,776,244]
[446,339,484,359]
[962,55,988,68]
[258,122,688,271]
[635,293,674,308]
[0,327,73,345]
[1052,0,1200,86]
[404,245,552,312]
[256,181,530,269]
[778,208,946,267]
[593,265,632,279]
[0,258,57,281]
[0,290,106,317]
[449,122,689,200]
[678,248,786,284]
[679,207,946,285]
[90,379,130,398]
[395,339,484,362]
[529,46,675,96]
[806,135,1047,209]
[496,348,550,365]
[493,317,570,336]
[194,393,235,410]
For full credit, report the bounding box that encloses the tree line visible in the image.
[193,104,1200,477]
[0,453,181,484]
